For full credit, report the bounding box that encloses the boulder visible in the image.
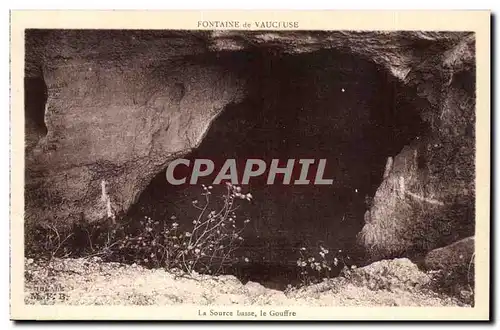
[346,258,431,292]
[424,236,475,272]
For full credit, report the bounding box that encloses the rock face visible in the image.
[358,35,476,260]
[25,30,475,263]
[25,31,249,228]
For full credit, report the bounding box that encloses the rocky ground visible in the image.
[24,257,471,307]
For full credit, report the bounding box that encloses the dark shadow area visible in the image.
[125,49,429,289]
[24,75,48,151]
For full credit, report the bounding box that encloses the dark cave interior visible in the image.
[24,76,48,152]
[126,49,430,289]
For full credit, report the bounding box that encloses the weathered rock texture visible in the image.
[358,34,475,260]
[25,31,249,228]
[25,30,475,262]
[424,236,475,273]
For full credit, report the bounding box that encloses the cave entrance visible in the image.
[127,49,428,290]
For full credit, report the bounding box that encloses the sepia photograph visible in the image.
[10,10,491,321]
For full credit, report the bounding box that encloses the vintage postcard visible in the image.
[10,10,490,321]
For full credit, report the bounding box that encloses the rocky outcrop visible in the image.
[25,31,249,228]
[357,34,475,260]
[25,30,475,265]
[424,236,475,273]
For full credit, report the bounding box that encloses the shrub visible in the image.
[295,245,350,286]
[110,182,252,274]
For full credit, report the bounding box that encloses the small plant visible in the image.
[174,182,253,274]
[295,245,349,286]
